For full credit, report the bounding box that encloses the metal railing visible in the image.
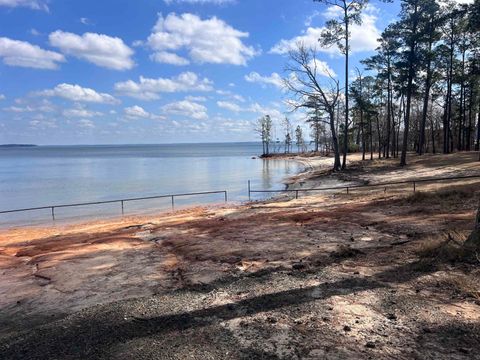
[247,174,480,200]
[0,190,228,221]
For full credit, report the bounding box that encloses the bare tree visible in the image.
[284,43,342,171]
[295,125,305,153]
[254,115,273,156]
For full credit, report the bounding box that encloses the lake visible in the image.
[0,143,303,226]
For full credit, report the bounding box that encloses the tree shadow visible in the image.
[0,259,441,359]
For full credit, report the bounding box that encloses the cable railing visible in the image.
[0,190,228,221]
[247,174,480,200]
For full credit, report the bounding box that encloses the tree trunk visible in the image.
[342,11,349,170]
[465,205,480,248]
[329,111,341,171]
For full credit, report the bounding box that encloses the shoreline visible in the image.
[0,154,313,231]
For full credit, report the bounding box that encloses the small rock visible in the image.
[292,263,306,270]
[459,348,469,354]
[354,271,360,275]
[365,342,376,349]
[386,313,397,321]
[267,316,277,324]
[343,325,351,332]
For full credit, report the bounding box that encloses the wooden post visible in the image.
[121,200,124,215]
[51,207,55,221]
[248,180,251,201]
[171,196,174,210]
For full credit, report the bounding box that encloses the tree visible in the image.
[465,205,480,248]
[394,0,423,166]
[417,0,441,155]
[283,117,293,153]
[295,125,305,153]
[363,26,398,159]
[255,115,273,156]
[284,43,342,170]
[315,0,370,169]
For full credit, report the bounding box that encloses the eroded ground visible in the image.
[0,152,479,359]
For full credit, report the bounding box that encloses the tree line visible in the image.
[256,0,480,171]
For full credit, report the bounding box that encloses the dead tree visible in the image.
[284,43,342,171]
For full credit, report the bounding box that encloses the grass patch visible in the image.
[405,188,471,205]
[416,232,468,262]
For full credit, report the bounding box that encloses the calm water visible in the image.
[0,143,302,226]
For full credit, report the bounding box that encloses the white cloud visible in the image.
[124,105,165,120]
[162,100,208,120]
[78,119,95,128]
[217,100,241,112]
[150,51,189,66]
[185,95,207,102]
[49,31,134,70]
[146,13,258,66]
[63,108,102,118]
[3,100,55,113]
[308,59,336,77]
[164,0,234,4]
[0,94,5,100]
[0,0,48,11]
[80,17,92,25]
[114,72,213,100]
[216,100,284,119]
[245,72,284,89]
[37,83,119,104]
[0,37,65,69]
[270,7,380,56]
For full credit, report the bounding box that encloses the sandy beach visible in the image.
[1,152,480,359]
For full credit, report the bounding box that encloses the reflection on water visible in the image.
[0,143,303,226]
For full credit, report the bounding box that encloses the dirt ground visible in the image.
[1,152,480,359]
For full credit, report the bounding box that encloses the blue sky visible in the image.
[0,0,404,145]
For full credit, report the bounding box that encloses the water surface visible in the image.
[0,143,302,226]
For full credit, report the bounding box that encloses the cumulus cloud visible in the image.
[217,100,284,119]
[114,72,213,100]
[145,13,258,66]
[124,105,165,120]
[78,119,95,128]
[162,100,208,120]
[150,51,189,66]
[0,94,5,100]
[0,0,48,11]
[63,107,103,118]
[0,37,65,69]
[245,72,284,89]
[270,6,381,56]
[49,31,134,70]
[217,100,241,112]
[37,83,119,104]
[308,59,336,77]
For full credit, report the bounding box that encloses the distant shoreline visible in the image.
[0,144,37,148]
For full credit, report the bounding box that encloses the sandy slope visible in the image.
[0,152,479,359]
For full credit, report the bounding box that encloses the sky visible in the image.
[0,0,454,145]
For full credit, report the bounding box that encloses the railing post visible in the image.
[295,190,299,199]
[224,191,228,202]
[347,187,349,195]
[51,206,55,221]
[248,180,251,201]
[413,181,416,193]
[171,195,175,210]
[121,200,124,215]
